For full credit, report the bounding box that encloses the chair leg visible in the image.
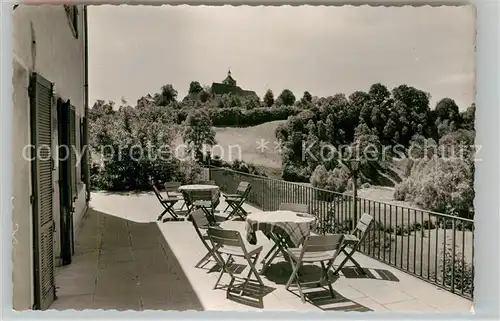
[334,245,365,275]
[214,253,232,290]
[286,258,305,303]
[195,246,219,269]
[157,208,168,221]
[248,253,265,286]
[167,202,180,220]
[320,261,335,298]
[225,202,238,220]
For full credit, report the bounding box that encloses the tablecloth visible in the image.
[178,184,220,207]
[245,210,317,248]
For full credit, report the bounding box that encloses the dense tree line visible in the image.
[274,83,475,218]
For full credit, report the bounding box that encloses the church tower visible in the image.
[222,69,237,87]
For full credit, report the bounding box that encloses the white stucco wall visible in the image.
[12,5,87,310]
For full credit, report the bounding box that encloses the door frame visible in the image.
[57,98,74,265]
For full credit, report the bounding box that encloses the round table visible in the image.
[245,210,317,248]
[178,184,220,207]
[245,210,317,274]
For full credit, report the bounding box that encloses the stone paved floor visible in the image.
[50,208,203,311]
[50,191,474,313]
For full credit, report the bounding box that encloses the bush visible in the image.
[89,104,201,191]
[393,156,474,218]
[310,164,350,193]
[442,245,474,295]
[206,106,301,127]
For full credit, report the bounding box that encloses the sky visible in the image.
[88,5,475,110]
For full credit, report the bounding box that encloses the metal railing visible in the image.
[210,166,474,300]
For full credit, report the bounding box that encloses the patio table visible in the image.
[245,210,317,274]
[178,184,220,210]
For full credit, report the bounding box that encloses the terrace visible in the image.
[50,168,473,312]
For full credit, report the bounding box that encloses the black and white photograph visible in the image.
[11,4,475,312]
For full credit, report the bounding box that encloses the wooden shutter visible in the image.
[57,99,74,265]
[69,107,77,199]
[29,73,55,310]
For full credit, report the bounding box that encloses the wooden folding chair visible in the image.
[199,180,216,185]
[222,181,250,212]
[285,234,345,303]
[224,182,251,220]
[207,227,264,295]
[189,209,223,268]
[279,203,310,214]
[164,181,186,211]
[188,189,217,225]
[152,183,181,221]
[333,213,374,275]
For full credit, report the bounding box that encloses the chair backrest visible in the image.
[188,190,214,202]
[302,234,344,254]
[151,184,164,202]
[199,180,216,185]
[190,209,211,230]
[353,213,374,236]
[189,209,212,248]
[207,227,244,248]
[164,181,181,193]
[236,181,251,195]
[279,203,309,214]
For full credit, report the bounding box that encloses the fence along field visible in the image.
[211,166,474,299]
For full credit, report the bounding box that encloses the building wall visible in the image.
[12,5,87,310]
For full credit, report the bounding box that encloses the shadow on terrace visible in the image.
[50,208,203,311]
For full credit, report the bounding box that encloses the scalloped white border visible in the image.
[2,1,498,320]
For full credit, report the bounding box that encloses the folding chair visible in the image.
[285,234,345,303]
[224,182,251,220]
[152,183,181,221]
[199,180,216,185]
[279,203,309,214]
[164,181,186,211]
[189,209,223,268]
[207,227,264,295]
[333,213,374,275]
[189,189,217,225]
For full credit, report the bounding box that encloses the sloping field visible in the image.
[175,120,285,169]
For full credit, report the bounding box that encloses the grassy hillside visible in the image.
[176,120,285,169]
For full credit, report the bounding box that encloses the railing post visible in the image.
[353,171,358,227]
[207,152,211,180]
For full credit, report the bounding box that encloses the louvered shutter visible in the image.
[69,107,77,199]
[80,117,85,182]
[29,73,55,310]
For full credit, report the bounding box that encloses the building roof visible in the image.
[222,69,237,86]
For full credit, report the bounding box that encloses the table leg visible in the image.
[259,234,289,275]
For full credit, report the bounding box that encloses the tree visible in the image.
[369,83,390,105]
[302,91,312,103]
[155,84,178,106]
[199,90,210,103]
[182,109,216,162]
[435,98,459,121]
[263,89,274,107]
[188,81,203,95]
[278,89,296,106]
[461,103,475,131]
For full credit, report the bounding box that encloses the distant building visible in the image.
[210,70,258,99]
[137,93,156,107]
